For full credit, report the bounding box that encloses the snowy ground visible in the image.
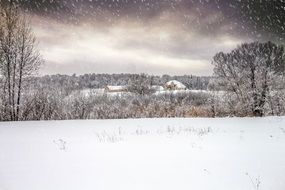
[0,117,285,190]
[78,88,213,98]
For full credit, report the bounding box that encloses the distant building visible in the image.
[104,86,128,93]
[151,85,164,91]
[165,80,187,90]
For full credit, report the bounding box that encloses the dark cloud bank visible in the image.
[1,0,284,75]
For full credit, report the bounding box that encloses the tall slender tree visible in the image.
[0,2,42,121]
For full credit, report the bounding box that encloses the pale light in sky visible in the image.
[10,0,283,76]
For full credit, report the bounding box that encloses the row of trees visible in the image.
[2,84,284,121]
[30,73,211,93]
[12,87,211,121]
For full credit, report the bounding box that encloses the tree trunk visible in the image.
[250,66,262,117]
[16,32,25,121]
[16,62,23,121]
[12,54,17,120]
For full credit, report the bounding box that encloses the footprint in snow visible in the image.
[203,169,211,175]
[53,139,67,151]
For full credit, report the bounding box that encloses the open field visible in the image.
[0,117,285,190]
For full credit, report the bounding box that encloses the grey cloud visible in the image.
[3,0,283,75]
[3,0,283,41]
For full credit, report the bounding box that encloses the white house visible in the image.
[104,86,128,93]
[165,80,187,90]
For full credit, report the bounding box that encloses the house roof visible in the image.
[151,85,164,91]
[105,86,127,91]
[165,80,187,89]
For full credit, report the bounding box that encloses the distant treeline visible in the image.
[32,74,211,91]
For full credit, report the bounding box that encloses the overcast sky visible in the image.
[2,0,284,75]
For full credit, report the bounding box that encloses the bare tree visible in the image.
[127,74,155,95]
[0,3,42,121]
[212,41,285,117]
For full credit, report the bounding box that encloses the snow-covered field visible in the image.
[0,117,285,190]
[79,88,213,97]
